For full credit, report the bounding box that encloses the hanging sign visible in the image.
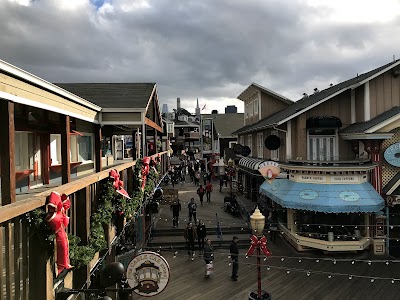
[258,161,280,183]
[126,251,170,297]
[384,143,400,167]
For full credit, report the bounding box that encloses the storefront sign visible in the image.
[297,175,327,183]
[127,251,170,297]
[330,175,359,183]
[258,161,280,183]
[384,143,400,167]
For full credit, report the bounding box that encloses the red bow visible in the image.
[246,235,272,257]
[109,169,131,199]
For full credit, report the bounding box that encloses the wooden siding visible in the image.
[0,73,99,122]
[261,92,289,120]
[355,85,364,123]
[292,114,307,159]
[369,70,400,119]
[101,112,142,122]
[245,92,259,125]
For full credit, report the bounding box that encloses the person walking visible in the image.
[170,199,181,228]
[230,236,239,281]
[204,239,214,278]
[197,220,207,255]
[188,198,197,224]
[202,172,207,185]
[205,181,213,203]
[219,176,224,192]
[268,211,279,243]
[197,185,205,206]
[184,222,197,260]
[207,170,212,183]
[194,171,200,186]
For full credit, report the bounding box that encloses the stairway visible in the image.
[148,226,252,250]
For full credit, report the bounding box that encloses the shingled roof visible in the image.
[340,106,400,134]
[234,60,400,135]
[201,113,244,137]
[54,83,156,109]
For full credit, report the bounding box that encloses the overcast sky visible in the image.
[1,0,400,114]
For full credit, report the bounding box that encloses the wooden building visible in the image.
[234,60,400,254]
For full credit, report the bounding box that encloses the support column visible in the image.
[127,167,134,196]
[142,123,146,157]
[363,140,382,194]
[0,101,16,204]
[94,124,102,172]
[42,133,50,185]
[61,115,71,184]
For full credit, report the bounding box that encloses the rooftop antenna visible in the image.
[394,54,396,62]
[329,83,333,87]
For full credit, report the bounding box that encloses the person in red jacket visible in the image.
[205,182,213,203]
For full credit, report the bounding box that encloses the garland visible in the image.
[25,157,161,272]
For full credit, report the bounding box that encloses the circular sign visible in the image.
[299,190,319,200]
[233,144,243,155]
[265,135,281,150]
[384,143,400,167]
[339,191,360,202]
[127,251,170,297]
[241,146,251,157]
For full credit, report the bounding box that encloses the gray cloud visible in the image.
[1,0,400,113]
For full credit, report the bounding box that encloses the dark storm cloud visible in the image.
[0,0,400,112]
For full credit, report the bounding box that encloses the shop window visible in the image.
[270,130,279,161]
[15,131,35,171]
[254,98,258,114]
[78,135,93,162]
[307,129,337,161]
[50,134,61,165]
[257,133,263,158]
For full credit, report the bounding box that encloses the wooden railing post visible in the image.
[74,187,91,289]
[61,115,71,184]
[0,100,16,204]
[127,166,134,196]
[94,124,102,172]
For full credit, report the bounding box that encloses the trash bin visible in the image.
[249,291,271,300]
[328,232,334,242]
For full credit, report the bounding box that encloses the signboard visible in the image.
[330,175,359,183]
[126,251,170,297]
[258,161,280,183]
[297,175,327,183]
[384,143,400,167]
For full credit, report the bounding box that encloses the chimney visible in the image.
[177,98,181,110]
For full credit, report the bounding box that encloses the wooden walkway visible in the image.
[136,178,400,300]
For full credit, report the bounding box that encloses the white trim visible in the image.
[286,120,292,159]
[258,90,262,120]
[352,60,400,87]
[238,82,293,104]
[365,113,400,133]
[0,91,99,124]
[101,108,145,112]
[340,133,394,140]
[387,180,400,195]
[0,59,101,111]
[145,84,157,113]
[364,81,370,121]
[351,89,356,123]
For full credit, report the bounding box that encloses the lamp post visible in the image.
[247,207,272,300]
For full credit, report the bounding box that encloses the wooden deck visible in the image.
[139,178,400,300]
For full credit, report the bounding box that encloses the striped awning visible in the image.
[238,157,266,172]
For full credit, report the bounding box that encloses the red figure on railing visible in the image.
[109,169,130,199]
[45,191,73,276]
[141,157,151,191]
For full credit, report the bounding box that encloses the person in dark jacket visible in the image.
[230,236,239,281]
[188,198,197,224]
[204,239,214,278]
[197,220,207,255]
[170,199,181,228]
[197,185,205,206]
[184,222,198,259]
[268,211,279,243]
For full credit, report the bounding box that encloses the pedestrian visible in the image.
[204,239,214,278]
[207,170,212,183]
[268,211,279,243]
[205,181,213,203]
[170,199,181,228]
[197,185,205,206]
[230,236,239,281]
[194,171,200,186]
[188,198,197,224]
[197,220,207,255]
[184,222,197,260]
[219,176,224,192]
[202,172,207,185]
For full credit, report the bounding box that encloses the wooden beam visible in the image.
[76,187,90,244]
[41,133,50,185]
[0,101,16,204]
[94,124,102,172]
[0,151,167,223]
[127,166,134,195]
[61,115,71,184]
[145,117,163,133]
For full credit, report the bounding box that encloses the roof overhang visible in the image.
[340,133,394,140]
[237,83,292,104]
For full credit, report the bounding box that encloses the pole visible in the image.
[386,206,390,255]
[257,241,261,298]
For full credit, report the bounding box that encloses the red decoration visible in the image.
[45,191,73,276]
[141,157,151,191]
[246,235,272,257]
[109,169,130,199]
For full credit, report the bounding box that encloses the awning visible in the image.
[259,179,385,213]
[238,157,265,173]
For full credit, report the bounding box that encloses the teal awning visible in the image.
[259,179,385,213]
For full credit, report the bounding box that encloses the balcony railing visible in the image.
[284,156,373,166]
[0,151,168,300]
[183,132,200,139]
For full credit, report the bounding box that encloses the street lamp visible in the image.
[247,207,272,300]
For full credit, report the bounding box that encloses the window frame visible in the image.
[257,132,263,158]
[270,130,279,161]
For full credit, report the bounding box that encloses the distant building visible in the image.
[225,105,237,113]
[162,103,169,115]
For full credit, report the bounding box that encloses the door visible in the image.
[308,136,336,161]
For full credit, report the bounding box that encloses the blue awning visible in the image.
[259,179,385,213]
